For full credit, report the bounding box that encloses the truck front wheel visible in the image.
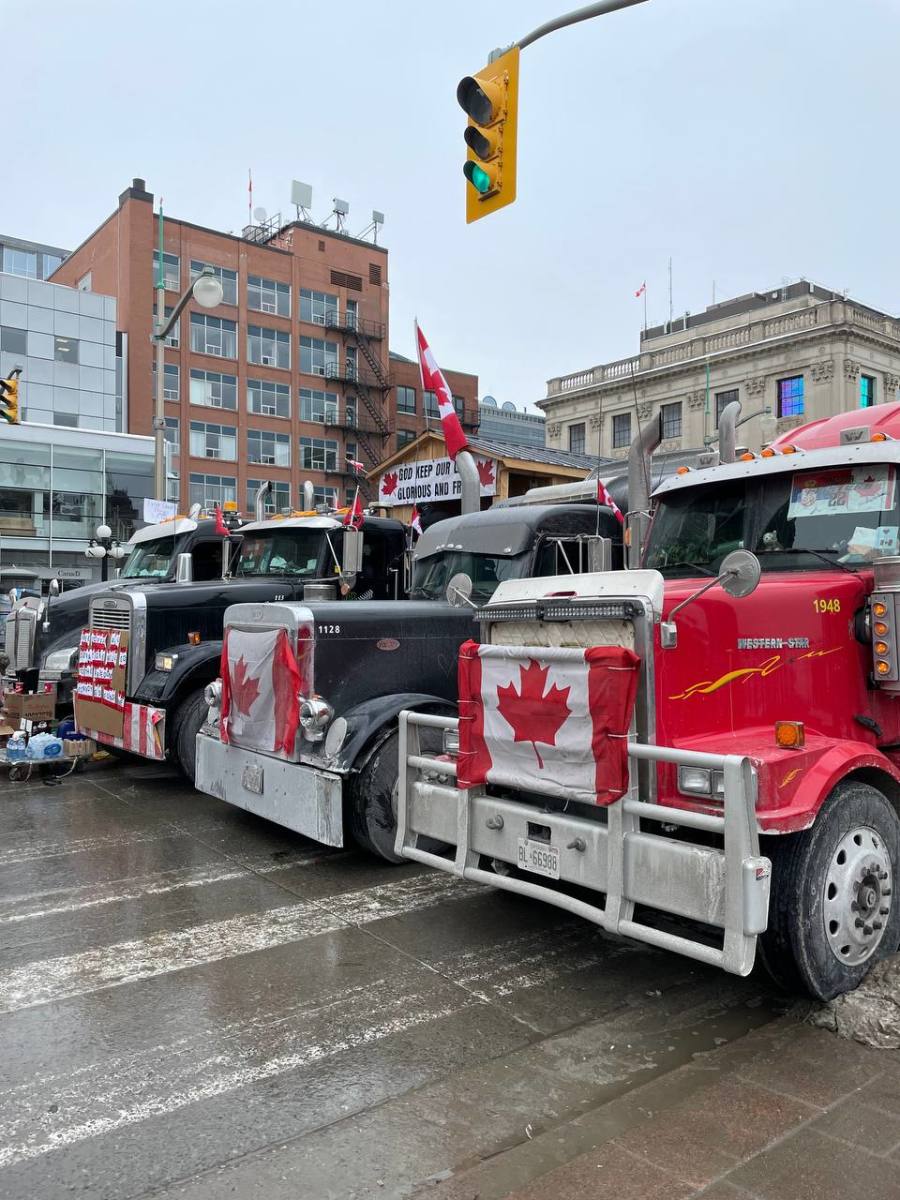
[761,780,900,1000]
[349,727,448,863]
[172,687,209,784]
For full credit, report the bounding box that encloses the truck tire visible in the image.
[760,780,900,1000]
[349,727,448,863]
[173,688,209,784]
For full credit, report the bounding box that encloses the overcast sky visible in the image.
[5,0,898,410]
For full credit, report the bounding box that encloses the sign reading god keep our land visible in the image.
[378,455,497,505]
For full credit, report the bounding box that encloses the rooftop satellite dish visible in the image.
[253,206,268,223]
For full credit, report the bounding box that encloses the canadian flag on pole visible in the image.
[457,641,640,804]
[596,477,625,525]
[415,321,469,461]
[410,504,423,536]
[220,626,301,754]
[634,281,646,298]
[343,490,364,530]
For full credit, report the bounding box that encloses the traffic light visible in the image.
[458,45,520,223]
[0,369,21,425]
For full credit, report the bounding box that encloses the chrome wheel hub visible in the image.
[824,826,892,966]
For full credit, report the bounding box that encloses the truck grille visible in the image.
[89,605,131,631]
[5,606,38,672]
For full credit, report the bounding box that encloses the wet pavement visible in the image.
[0,758,786,1200]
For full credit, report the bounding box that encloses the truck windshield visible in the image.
[646,464,899,577]
[412,551,530,601]
[121,537,176,578]
[236,530,329,577]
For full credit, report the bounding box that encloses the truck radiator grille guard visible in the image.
[5,605,38,672]
[397,713,770,976]
[395,571,771,978]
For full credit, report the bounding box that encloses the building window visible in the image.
[396,386,416,414]
[300,336,338,378]
[189,369,237,411]
[397,429,416,450]
[313,486,337,507]
[248,324,290,369]
[247,275,290,317]
[153,362,180,401]
[453,395,465,420]
[248,429,291,468]
[300,436,339,472]
[43,254,62,277]
[189,421,237,461]
[162,305,179,348]
[612,412,631,449]
[860,375,876,408]
[190,313,236,359]
[164,416,180,452]
[248,479,291,515]
[300,289,339,327]
[190,260,237,306]
[0,326,27,355]
[248,379,290,418]
[568,423,586,454]
[424,390,439,417]
[1,247,37,278]
[53,412,78,427]
[661,401,682,440]
[300,388,339,424]
[715,389,739,424]
[777,375,804,418]
[152,250,180,291]
[77,272,92,292]
[54,335,79,364]
[189,473,236,509]
[346,398,357,428]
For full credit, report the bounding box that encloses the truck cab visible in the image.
[396,402,900,1001]
[76,512,407,777]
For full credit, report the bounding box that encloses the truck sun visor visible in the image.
[457,641,640,804]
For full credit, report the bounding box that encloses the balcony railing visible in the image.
[324,311,385,339]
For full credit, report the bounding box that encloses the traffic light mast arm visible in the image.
[496,0,651,57]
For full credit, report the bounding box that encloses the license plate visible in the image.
[241,762,264,794]
[517,837,560,880]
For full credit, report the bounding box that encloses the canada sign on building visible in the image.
[378,455,498,505]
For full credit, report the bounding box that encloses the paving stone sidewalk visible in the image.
[417,1013,900,1200]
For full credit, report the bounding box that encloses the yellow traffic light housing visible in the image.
[0,370,21,425]
[458,45,519,223]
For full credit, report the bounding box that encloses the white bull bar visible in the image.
[396,711,771,977]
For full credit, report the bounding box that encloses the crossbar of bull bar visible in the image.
[396,712,771,977]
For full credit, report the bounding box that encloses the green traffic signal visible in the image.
[463,161,492,195]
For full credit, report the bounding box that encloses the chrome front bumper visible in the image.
[396,712,771,977]
[196,733,345,846]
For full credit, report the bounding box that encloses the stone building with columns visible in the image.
[541,282,900,462]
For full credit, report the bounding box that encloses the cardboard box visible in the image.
[2,689,57,723]
[73,629,130,740]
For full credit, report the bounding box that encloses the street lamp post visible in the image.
[84,523,127,583]
[152,265,224,501]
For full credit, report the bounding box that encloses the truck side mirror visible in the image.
[446,573,476,608]
[661,550,761,649]
[585,536,612,574]
[175,553,193,584]
[340,528,364,588]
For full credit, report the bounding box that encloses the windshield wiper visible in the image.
[678,560,716,577]
[758,548,858,575]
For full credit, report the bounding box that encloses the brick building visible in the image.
[53,179,478,511]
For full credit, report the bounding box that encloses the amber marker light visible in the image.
[873,601,888,618]
[188,632,201,646]
[761,447,776,458]
[875,621,889,636]
[875,641,890,655]
[775,720,805,750]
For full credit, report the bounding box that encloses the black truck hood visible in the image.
[34,576,166,666]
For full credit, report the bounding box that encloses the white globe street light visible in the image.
[96,523,112,540]
[191,268,224,310]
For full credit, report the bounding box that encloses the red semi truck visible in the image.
[397,401,900,999]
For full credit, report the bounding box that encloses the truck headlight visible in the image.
[204,679,222,708]
[154,652,179,672]
[299,695,333,742]
[677,765,725,799]
[44,647,78,674]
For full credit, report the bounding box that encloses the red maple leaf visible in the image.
[496,660,570,769]
[381,471,399,497]
[477,459,495,487]
[232,656,261,716]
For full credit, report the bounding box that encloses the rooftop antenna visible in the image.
[356,209,385,244]
[291,180,313,222]
[332,198,350,234]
